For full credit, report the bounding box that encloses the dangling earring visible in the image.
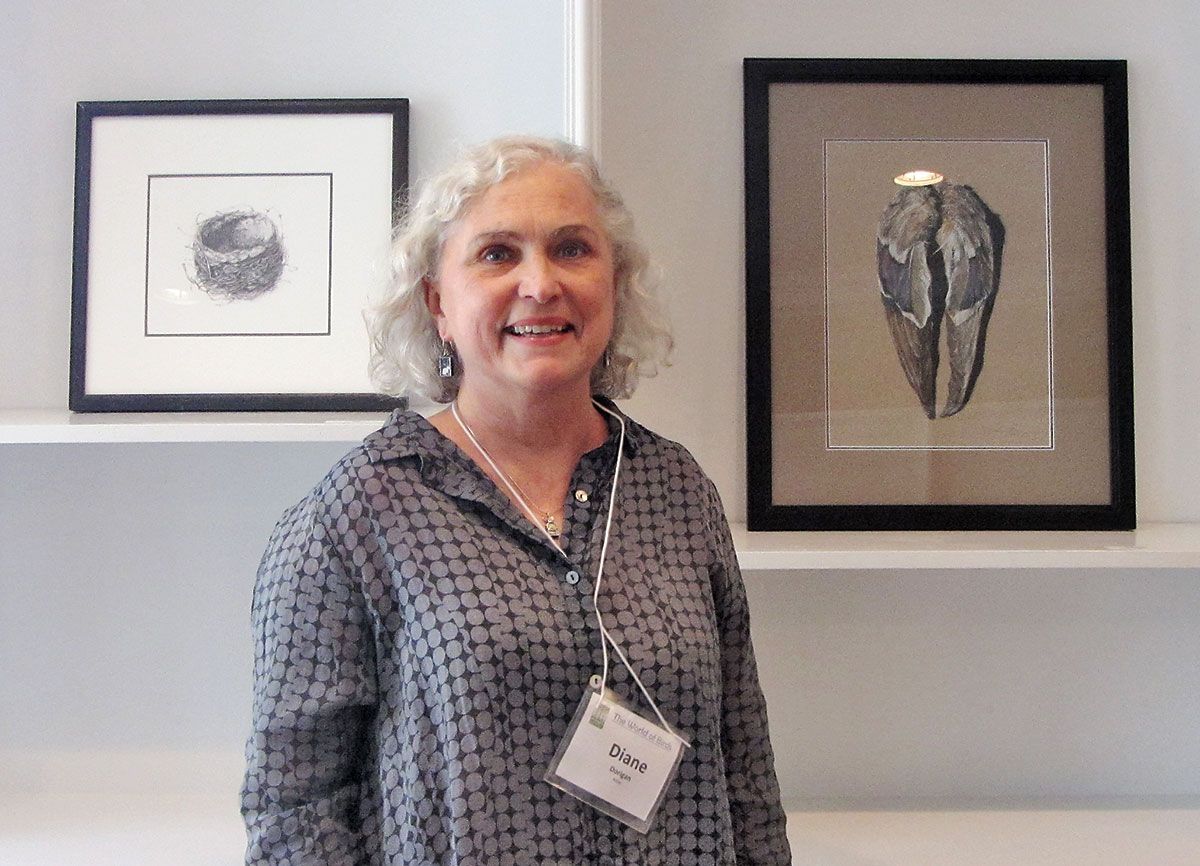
[602,347,612,369]
[437,338,456,378]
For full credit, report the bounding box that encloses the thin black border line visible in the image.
[143,172,335,338]
[70,98,409,413]
[742,58,1134,531]
[327,172,335,336]
[147,332,333,338]
[149,172,333,178]
[819,136,1055,453]
[143,174,152,339]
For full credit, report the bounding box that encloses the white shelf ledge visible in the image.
[2,750,1197,866]
[732,523,1200,570]
[0,409,391,443]
[786,808,1200,866]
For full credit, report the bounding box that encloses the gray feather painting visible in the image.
[876,171,1004,418]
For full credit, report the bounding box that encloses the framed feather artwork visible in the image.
[743,58,1133,531]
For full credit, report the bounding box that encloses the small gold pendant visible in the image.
[544,514,560,538]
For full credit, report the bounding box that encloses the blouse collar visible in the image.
[362,396,645,467]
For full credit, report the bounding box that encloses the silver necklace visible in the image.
[451,402,563,541]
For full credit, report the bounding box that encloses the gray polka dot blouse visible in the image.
[241,405,791,865]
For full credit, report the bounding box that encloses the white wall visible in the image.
[0,442,351,750]
[0,0,565,746]
[3,0,1200,816]
[0,0,566,410]
[597,0,1200,806]
[603,0,1200,526]
[747,566,1200,808]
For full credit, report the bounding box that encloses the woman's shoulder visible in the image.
[258,410,435,575]
[624,413,708,472]
[276,409,436,526]
[614,407,724,508]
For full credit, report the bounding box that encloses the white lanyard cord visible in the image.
[589,401,686,745]
[451,398,684,744]
[452,401,567,556]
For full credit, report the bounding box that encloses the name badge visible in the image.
[544,685,688,834]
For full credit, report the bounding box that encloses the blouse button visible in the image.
[565,570,581,585]
[574,489,589,503]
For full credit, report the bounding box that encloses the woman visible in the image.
[242,136,791,865]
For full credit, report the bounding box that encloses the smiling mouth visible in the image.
[504,323,573,336]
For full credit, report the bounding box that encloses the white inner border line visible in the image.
[820,138,1056,452]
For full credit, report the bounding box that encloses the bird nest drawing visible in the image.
[190,210,286,301]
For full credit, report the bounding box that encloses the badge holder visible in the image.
[544,680,688,834]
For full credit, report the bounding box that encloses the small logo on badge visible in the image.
[589,702,610,729]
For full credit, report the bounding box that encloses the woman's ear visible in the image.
[423,277,446,336]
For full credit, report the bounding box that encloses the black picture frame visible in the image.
[744,59,1134,531]
[71,98,409,412]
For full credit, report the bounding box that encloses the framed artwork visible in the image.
[70,98,409,412]
[743,59,1134,531]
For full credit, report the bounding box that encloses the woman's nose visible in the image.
[517,253,562,303]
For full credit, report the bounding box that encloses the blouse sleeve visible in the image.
[703,479,792,865]
[240,494,380,866]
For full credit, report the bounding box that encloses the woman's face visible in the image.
[426,160,617,404]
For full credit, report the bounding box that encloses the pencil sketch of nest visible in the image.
[189,210,286,301]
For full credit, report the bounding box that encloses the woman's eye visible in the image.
[480,246,512,264]
[558,240,590,259]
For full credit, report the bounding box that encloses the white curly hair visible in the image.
[367,135,672,403]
